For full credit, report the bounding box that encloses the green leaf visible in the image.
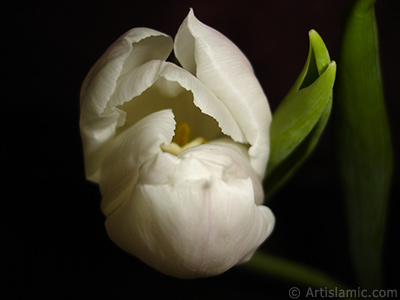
[333,0,393,291]
[244,252,354,299]
[264,30,336,199]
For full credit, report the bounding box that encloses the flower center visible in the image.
[161,123,206,155]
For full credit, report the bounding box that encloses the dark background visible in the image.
[6,0,399,299]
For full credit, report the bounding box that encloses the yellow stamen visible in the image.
[174,123,190,147]
[161,122,207,156]
[161,142,182,156]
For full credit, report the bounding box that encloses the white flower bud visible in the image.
[80,9,275,278]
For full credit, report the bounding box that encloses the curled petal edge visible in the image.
[80,29,173,182]
[174,9,271,179]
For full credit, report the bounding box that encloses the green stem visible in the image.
[244,252,356,300]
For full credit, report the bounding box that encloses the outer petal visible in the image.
[100,110,275,278]
[138,137,264,205]
[80,28,173,182]
[105,173,275,279]
[100,109,176,216]
[174,9,272,179]
[190,138,265,205]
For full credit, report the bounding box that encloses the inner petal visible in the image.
[115,77,222,142]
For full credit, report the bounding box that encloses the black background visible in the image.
[6,0,399,299]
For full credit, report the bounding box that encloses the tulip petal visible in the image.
[137,137,264,205]
[80,28,173,182]
[181,138,265,205]
[108,59,246,145]
[100,109,176,216]
[80,28,173,113]
[101,116,274,278]
[174,9,271,178]
[105,176,275,278]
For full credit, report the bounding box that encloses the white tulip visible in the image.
[80,9,275,278]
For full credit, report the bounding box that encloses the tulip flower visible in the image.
[80,9,275,278]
